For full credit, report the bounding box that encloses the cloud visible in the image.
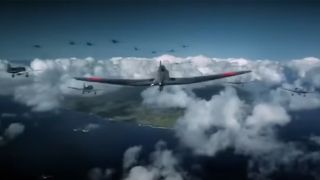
[1,55,320,112]
[87,167,114,180]
[0,123,25,146]
[310,136,320,146]
[123,145,142,170]
[4,123,25,140]
[1,113,18,118]
[123,141,184,180]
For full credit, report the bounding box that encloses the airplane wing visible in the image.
[68,87,83,91]
[280,87,297,93]
[164,70,251,85]
[226,81,253,85]
[74,77,154,86]
[94,89,106,91]
[280,87,315,93]
[74,71,251,86]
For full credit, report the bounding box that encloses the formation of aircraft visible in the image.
[281,87,314,97]
[74,61,251,91]
[68,83,101,94]
[25,40,191,57]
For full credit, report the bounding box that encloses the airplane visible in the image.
[151,51,157,54]
[33,44,41,48]
[69,41,75,45]
[86,42,93,46]
[168,49,175,53]
[182,45,188,48]
[6,64,31,78]
[68,83,102,94]
[74,61,251,91]
[111,39,119,44]
[281,87,314,97]
[225,80,254,86]
[134,47,139,51]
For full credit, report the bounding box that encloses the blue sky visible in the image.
[0,1,320,60]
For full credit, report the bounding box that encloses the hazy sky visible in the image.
[0,0,320,60]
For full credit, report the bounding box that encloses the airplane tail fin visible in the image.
[7,63,11,71]
[82,83,85,94]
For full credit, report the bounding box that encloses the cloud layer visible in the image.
[1,55,320,179]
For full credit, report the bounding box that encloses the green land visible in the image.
[64,87,184,128]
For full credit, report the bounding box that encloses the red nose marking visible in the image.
[223,72,237,77]
[88,77,103,81]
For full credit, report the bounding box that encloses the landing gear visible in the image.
[94,91,97,95]
[11,74,15,78]
[25,72,29,77]
[158,85,164,92]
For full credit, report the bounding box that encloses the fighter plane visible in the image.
[74,61,251,91]
[86,42,93,46]
[182,45,189,48]
[69,41,76,45]
[168,49,175,53]
[225,80,254,86]
[111,39,119,44]
[134,47,139,51]
[281,87,314,97]
[33,44,41,48]
[6,64,30,78]
[68,83,102,94]
[151,51,157,54]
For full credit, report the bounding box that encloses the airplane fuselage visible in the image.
[151,64,170,90]
[7,67,26,74]
[82,85,96,94]
[7,65,28,77]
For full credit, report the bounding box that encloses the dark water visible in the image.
[0,96,319,180]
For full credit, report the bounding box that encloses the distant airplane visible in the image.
[33,45,41,48]
[226,81,254,86]
[75,61,251,91]
[168,49,175,53]
[182,45,188,48]
[111,39,119,44]
[151,51,157,54]
[6,64,30,78]
[69,41,76,45]
[86,42,93,46]
[281,87,314,97]
[68,83,102,94]
[134,47,139,51]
